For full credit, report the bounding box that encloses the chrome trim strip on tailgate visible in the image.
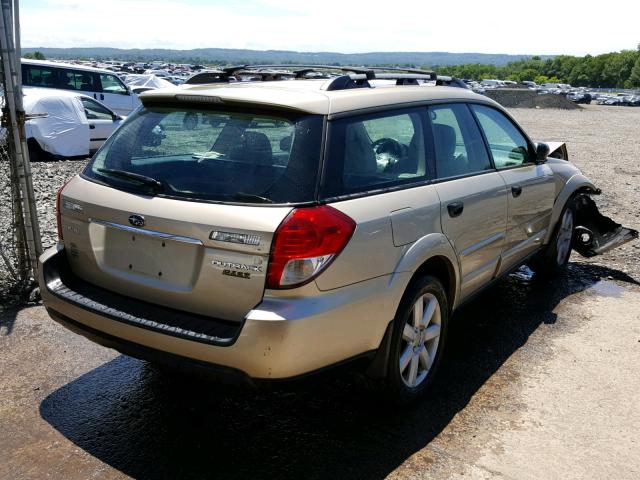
[90,219,203,246]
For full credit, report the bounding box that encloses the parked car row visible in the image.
[18,58,640,165]
[472,78,640,106]
[594,93,640,106]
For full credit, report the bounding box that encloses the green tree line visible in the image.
[23,51,46,60]
[431,49,640,88]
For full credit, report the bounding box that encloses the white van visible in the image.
[480,79,504,88]
[21,59,141,116]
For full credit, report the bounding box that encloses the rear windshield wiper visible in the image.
[97,168,164,191]
[227,192,274,204]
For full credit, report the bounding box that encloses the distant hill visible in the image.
[21,47,553,67]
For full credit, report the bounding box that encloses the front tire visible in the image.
[385,275,449,403]
[531,202,575,277]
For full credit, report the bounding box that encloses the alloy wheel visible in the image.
[399,292,442,388]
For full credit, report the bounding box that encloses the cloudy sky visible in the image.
[21,0,640,56]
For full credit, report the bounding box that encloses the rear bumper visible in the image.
[39,246,403,380]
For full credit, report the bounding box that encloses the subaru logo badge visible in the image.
[128,214,145,227]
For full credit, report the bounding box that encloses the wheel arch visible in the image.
[544,173,598,244]
[392,233,460,311]
[366,234,459,379]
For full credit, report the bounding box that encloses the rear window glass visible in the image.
[83,106,322,204]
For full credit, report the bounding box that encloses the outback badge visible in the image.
[211,259,262,280]
[128,214,145,227]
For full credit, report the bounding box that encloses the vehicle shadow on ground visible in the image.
[39,262,638,480]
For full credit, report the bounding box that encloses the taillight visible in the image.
[56,179,71,241]
[266,205,356,289]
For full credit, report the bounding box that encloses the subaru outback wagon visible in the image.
[39,66,637,402]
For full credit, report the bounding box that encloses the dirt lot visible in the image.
[1,104,639,479]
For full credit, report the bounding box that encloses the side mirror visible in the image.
[535,142,550,163]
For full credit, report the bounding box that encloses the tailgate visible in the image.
[58,175,291,322]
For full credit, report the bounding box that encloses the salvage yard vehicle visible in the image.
[567,91,592,104]
[23,88,124,161]
[21,59,141,116]
[38,65,638,402]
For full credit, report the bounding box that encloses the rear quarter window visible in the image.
[22,64,57,88]
[322,107,429,198]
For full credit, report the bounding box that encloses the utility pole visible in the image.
[0,0,42,287]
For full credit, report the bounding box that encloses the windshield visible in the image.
[84,106,323,204]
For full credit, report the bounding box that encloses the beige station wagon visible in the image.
[39,66,637,402]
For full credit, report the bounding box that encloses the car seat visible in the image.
[343,122,376,175]
[393,132,424,175]
[433,123,461,178]
[230,131,273,165]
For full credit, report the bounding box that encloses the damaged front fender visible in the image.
[572,194,639,257]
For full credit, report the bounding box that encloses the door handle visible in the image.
[511,185,523,197]
[447,201,464,218]
[89,124,95,129]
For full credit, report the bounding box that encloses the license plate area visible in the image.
[90,221,204,288]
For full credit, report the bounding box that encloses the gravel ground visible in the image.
[1,103,638,304]
[510,104,640,278]
[0,157,88,304]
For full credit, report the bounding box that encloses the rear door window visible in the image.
[22,64,57,88]
[428,104,492,179]
[323,108,428,197]
[470,105,532,168]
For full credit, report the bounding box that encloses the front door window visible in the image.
[470,105,531,168]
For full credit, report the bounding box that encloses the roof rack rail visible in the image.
[247,64,436,80]
[184,64,472,91]
[435,75,470,89]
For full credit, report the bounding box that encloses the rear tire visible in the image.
[384,275,449,404]
[531,201,575,278]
